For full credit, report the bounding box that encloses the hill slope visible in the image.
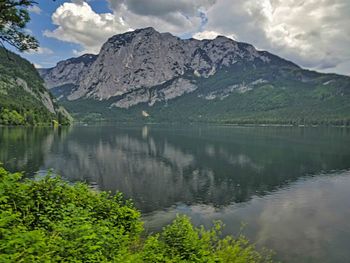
[39,28,350,125]
[0,48,71,125]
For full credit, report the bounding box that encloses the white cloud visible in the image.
[112,4,201,35]
[109,0,215,16]
[44,1,131,54]
[203,0,350,75]
[109,0,215,34]
[26,47,54,55]
[28,5,42,15]
[37,47,54,55]
[45,0,215,54]
[33,63,43,68]
[193,30,236,40]
[45,0,350,75]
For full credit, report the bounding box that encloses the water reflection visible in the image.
[1,125,350,213]
[1,125,350,262]
[42,126,350,211]
[143,171,350,263]
[0,127,53,174]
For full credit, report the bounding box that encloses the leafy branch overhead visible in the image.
[0,0,39,51]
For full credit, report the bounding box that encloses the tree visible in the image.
[0,0,38,51]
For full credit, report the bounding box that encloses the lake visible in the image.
[1,125,350,262]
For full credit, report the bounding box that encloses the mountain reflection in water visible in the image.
[1,125,350,262]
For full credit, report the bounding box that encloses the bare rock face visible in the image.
[38,54,97,89]
[15,77,56,113]
[39,27,294,108]
[113,78,197,109]
[155,78,197,102]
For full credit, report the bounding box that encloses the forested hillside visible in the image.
[60,62,350,126]
[0,48,70,125]
[40,28,350,126]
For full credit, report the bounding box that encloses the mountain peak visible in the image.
[39,27,350,124]
[41,27,305,104]
[134,27,157,33]
[213,35,236,42]
[105,27,162,46]
[215,35,231,40]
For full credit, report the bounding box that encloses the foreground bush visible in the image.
[0,166,273,262]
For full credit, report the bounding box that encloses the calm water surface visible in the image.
[1,125,350,262]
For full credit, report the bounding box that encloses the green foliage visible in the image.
[61,63,350,126]
[0,0,38,51]
[0,47,71,126]
[0,108,24,125]
[0,166,142,262]
[140,216,273,263]
[0,166,274,262]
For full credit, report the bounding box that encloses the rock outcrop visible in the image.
[38,54,97,89]
[39,27,297,108]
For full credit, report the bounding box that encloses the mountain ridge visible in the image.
[38,27,350,125]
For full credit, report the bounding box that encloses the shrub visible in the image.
[140,216,274,263]
[0,167,142,262]
[0,166,273,262]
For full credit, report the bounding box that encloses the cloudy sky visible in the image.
[19,0,350,76]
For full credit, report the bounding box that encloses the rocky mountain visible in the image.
[39,27,350,125]
[38,54,97,89]
[0,47,71,125]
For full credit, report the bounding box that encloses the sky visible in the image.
[17,0,350,76]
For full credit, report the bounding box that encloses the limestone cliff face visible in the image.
[0,46,72,124]
[38,54,97,89]
[39,27,297,108]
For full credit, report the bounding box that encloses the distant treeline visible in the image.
[0,106,69,126]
